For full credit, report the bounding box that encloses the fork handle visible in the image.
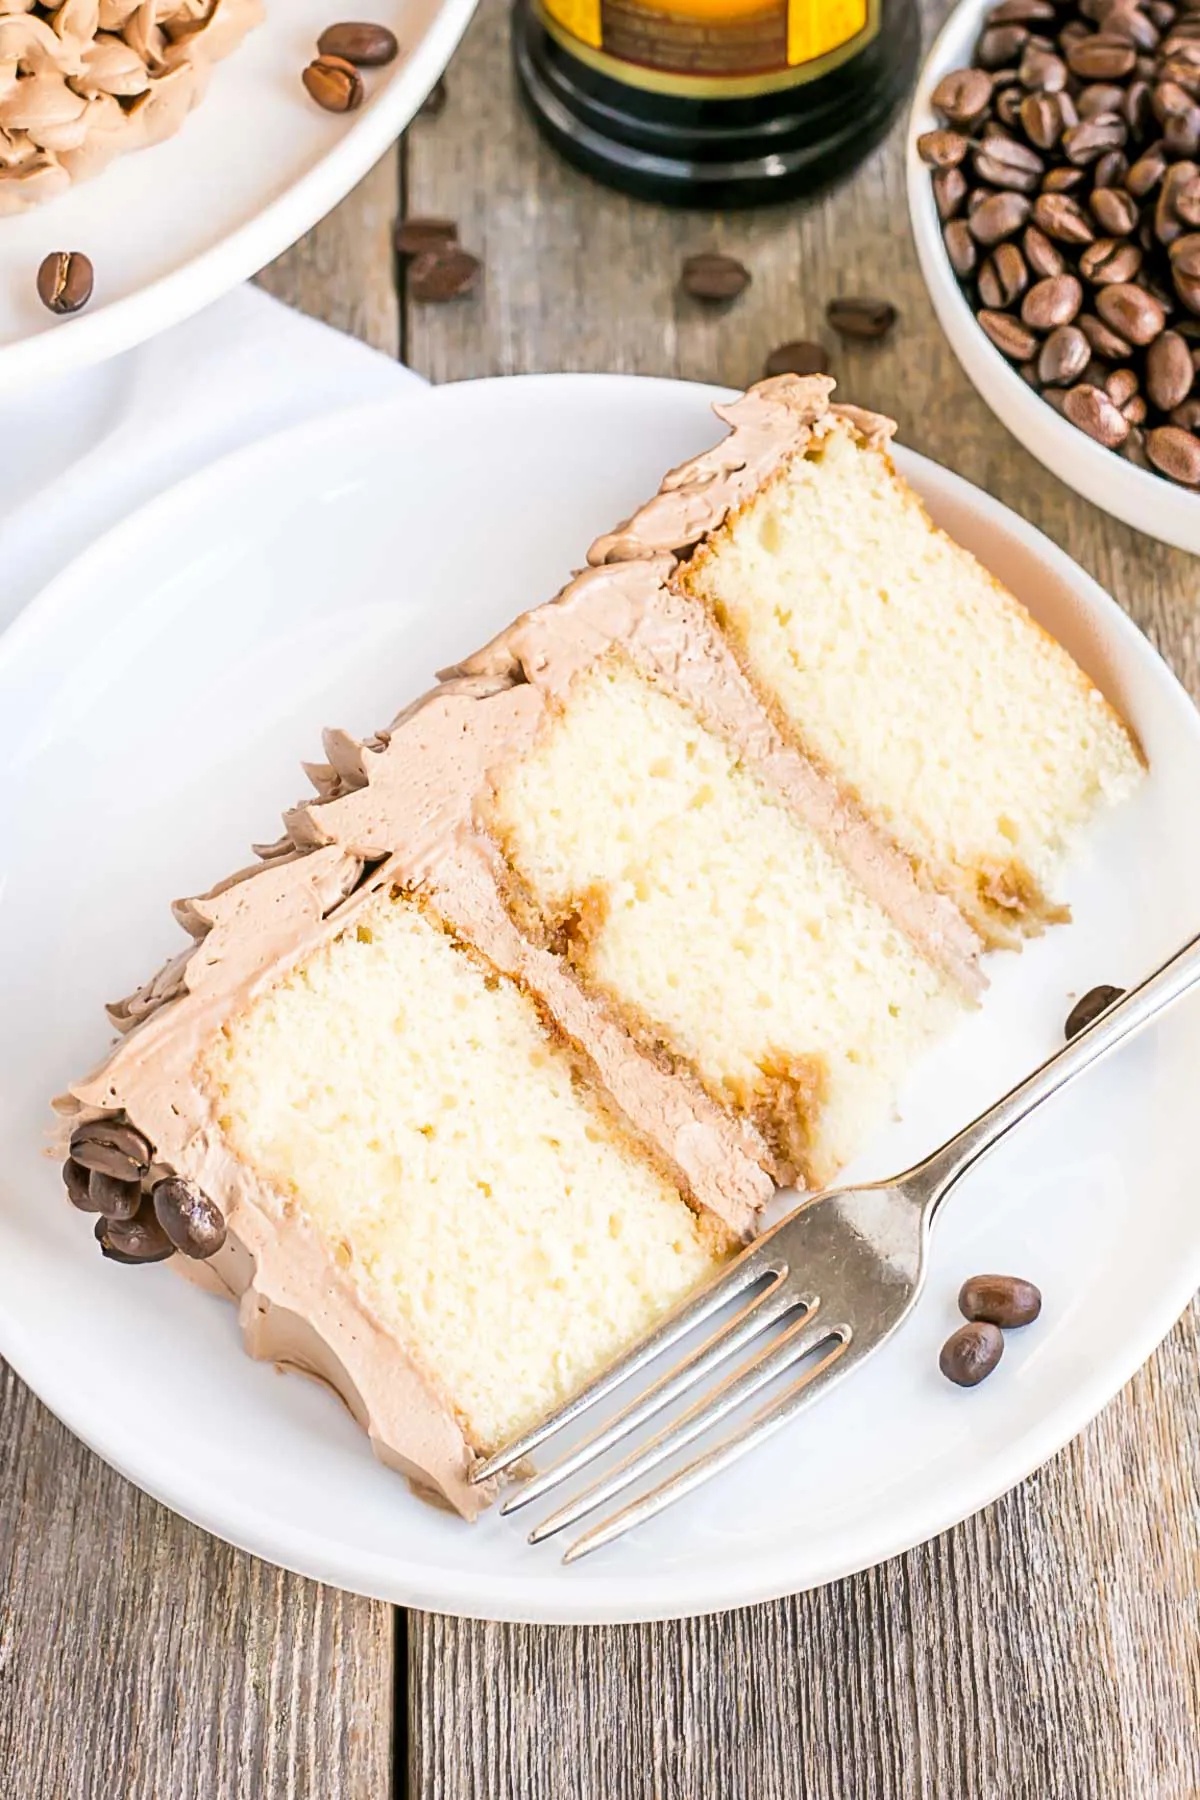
[916,925,1200,1212]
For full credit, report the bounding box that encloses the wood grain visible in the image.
[404,0,1200,1794]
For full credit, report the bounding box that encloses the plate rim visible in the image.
[3,371,1199,1624]
[0,0,477,397]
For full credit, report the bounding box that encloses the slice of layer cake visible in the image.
[590,376,1143,946]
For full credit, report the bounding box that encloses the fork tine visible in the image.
[527,1311,844,1546]
[470,1244,787,1485]
[500,1281,810,1518]
[561,1328,854,1565]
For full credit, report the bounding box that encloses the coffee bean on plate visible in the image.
[939,1321,1004,1387]
[152,1177,227,1260]
[1147,327,1195,404]
[1064,982,1126,1038]
[944,219,978,276]
[934,166,969,221]
[1148,421,1200,478]
[95,1202,174,1265]
[1096,279,1167,341]
[36,251,93,315]
[394,216,457,255]
[1021,271,1084,326]
[959,1273,1043,1328]
[763,339,830,377]
[978,308,1040,359]
[1023,222,1066,276]
[302,54,364,112]
[681,252,751,301]
[317,21,400,65]
[1038,321,1091,382]
[826,296,898,340]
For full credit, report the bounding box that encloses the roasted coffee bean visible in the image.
[944,218,979,275]
[1065,982,1126,1036]
[975,146,1044,192]
[1147,327,1195,404]
[1023,222,1066,276]
[1156,159,1200,242]
[1096,278,1167,340]
[971,191,1034,243]
[933,66,994,122]
[418,75,447,116]
[1021,89,1067,146]
[1080,307,1134,355]
[302,53,364,111]
[1123,423,1154,462]
[1171,229,1200,276]
[1020,42,1069,88]
[1126,144,1168,196]
[1022,271,1084,327]
[1064,380,1132,441]
[1033,190,1095,241]
[408,244,481,301]
[917,128,971,167]
[1164,105,1200,153]
[1106,364,1141,407]
[1124,76,1157,132]
[958,1273,1043,1328]
[763,339,830,377]
[825,295,898,340]
[680,252,751,301]
[1042,384,1071,412]
[979,22,1030,65]
[1039,322,1092,382]
[979,308,1040,358]
[95,1202,174,1265]
[69,1118,152,1182]
[1093,148,1129,188]
[394,215,457,255]
[1079,235,1143,281]
[939,1321,1005,1387]
[1175,172,1200,224]
[1042,163,1087,191]
[979,240,1030,307]
[967,185,992,215]
[36,250,93,315]
[63,1158,100,1212]
[1147,421,1200,477]
[996,84,1028,128]
[1017,356,1041,386]
[1090,184,1140,232]
[991,0,1055,22]
[1123,391,1149,421]
[934,165,969,220]
[152,1177,227,1260]
[88,1169,143,1221]
[1076,81,1128,119]
[1170,395,1200,427]
[316,21,400,64]
[1063,114,1128,164]
[1066,32,1137,77]
[1154,73,1195,118]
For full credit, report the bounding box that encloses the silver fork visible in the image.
[472,927,1200,1563]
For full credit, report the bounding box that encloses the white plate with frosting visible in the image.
[2,373,1199,1624]
[0,0,474,395]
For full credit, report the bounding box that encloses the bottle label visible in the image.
[538,0,878,98]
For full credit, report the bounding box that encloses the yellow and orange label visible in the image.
[538,0,876,96]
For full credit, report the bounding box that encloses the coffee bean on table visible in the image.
[825,296,898,341]
[763,340,829,377]
[95,1203,174,1265]
[394,216,457,255]
[681,252,751,302]
[36,251,93,315]
[1147,327,1195,405]
[1064,983,1126,1038]
[939,1321,1004,1387]
[1148,422,1200,478]
[959,1274,1043,1328]
[302,54,365,112]
[317,21,400,65]
[152,1177,227,1260]
[408,244,481,301]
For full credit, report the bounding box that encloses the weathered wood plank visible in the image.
[0,1362,394,1799]
[405,0,1200,1793]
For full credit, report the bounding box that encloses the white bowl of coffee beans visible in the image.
[907,0,1200,551]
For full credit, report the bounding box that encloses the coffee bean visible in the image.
[763,340,830,377]
[918,129,971,168]
[1021,43,1069,89]
[1122,423,1153,462]
[979,308,1041,358]
[316,21,400,65]
[991,0,1055,22]
[1023,222,1066,276]
[1042,164,1088,193]
[980,23,1030,66]
[408,244,481,301]
[1039,322,1092,381]
[36,251,93,315]
[1021,90,1066,147]
[1065,982,1125,1036]
[958,1273,1043,1328]
[825,296,898,341]
[63,1158,100,1212]
[1033,190,1095,241]
[681,252,751,302]
[944,219,979,276]
[1093,148,1130,189]
[1106,364,1141,407]
[1126,145,1168,196]
[1176,173,1200,225]
[934,165,969,221]
[932,66,994,123]
[152,1177,227,1260]
[394,216,457,255]
[1064,380,1132,441]
[95,1202,174,1265]
[87,1170,142,1220]
[1022,271,1084,326]
[971,191,1034,243]
[1076,81,1129,118]
[1090,184,1140,232]
[418,76,447,117]
[1063,114,1128,165]
[1147,327,1195,404]
[1171,229,1200,277]
[1096,278,1167,339]
[980,240,1031,307]
[1148,421,1200,477]
[1124,76,1157,132]
[302,54,364,112]
[1066,33,1137,78]
[996,85,1028,128]
[69,1118,152,1183]
[974,136,1046,191]
[1080,308,1134,355]
[939,1321,1005,1386]
[1079,235,1143,281]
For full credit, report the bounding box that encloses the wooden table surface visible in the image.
[4,0,1200,1793]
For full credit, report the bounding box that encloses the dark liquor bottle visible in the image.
[513,0,919,208]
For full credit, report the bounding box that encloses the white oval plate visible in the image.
[0,0,474,395]
[2,375,1198,1625]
